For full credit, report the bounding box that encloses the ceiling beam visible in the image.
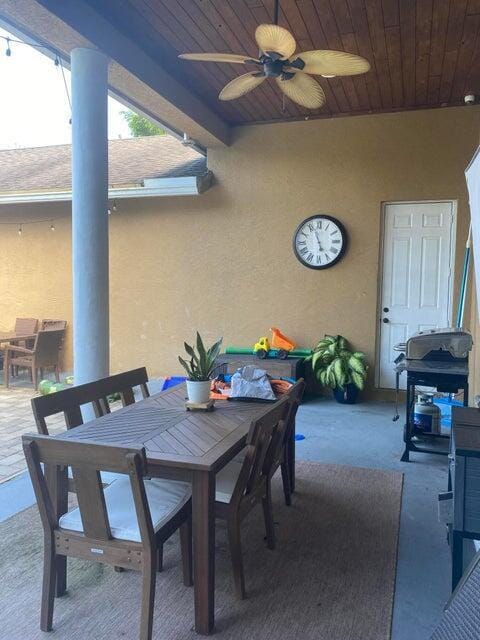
[0,0,231,147]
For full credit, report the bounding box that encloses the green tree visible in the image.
[121,110,166,137]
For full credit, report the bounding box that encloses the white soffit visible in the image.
[0,172,213,204]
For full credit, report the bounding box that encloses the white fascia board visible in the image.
[0,173,212,204]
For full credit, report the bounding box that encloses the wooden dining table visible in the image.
[56,383,296,635]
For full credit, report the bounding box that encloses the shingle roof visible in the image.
[0,135,207,194]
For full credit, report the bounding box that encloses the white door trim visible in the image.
[375,199,457,389]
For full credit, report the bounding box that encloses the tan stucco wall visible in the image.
[1,106,479,390]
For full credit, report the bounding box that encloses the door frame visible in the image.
[375,199,458,389]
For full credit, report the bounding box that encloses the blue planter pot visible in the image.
[333,384,360,404]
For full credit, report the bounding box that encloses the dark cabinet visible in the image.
[451,406,480,589]
[215,354,305,381]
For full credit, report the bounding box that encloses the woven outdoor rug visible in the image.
[0,461,403,640]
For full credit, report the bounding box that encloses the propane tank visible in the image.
[414,393,441,434]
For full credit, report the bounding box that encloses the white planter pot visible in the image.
[186,379,211,404]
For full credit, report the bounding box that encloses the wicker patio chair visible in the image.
[4,329,63,389]
[431,549,480,639]
[13,317,39,348]
[40,319,67,331]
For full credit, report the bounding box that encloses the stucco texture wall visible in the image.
[1,106,479,391]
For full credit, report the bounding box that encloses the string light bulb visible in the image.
[50,222,55,231]
[1,33,71,124]
[112,200,117,212]
[18,224,22,236]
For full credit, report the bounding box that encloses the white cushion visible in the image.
[59,477,191,542]
[215,459,243,504]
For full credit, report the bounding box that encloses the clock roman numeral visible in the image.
[330,230,338,236]
[332,239,341,244]
[331,247,338,254]
[308,222,314,232]
[299,247,308,256]
[298,240,306,246]
[307,252,314,262]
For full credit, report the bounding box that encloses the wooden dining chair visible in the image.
[4,329,64,389]
[31,367,151,435]
[233,380,305,506]
[22,434,192,640]
[31,367,174,589]
[266,379,306,506]
[214,396,291,599]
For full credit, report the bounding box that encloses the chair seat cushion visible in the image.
[215,459,243,504]
[59,477,191,542]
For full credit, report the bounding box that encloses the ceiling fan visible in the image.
[178,0,370,110]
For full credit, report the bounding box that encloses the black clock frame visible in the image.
[292,214,348,270]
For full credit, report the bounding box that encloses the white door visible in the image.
[378,201,455,389]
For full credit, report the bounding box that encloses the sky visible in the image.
[0,27,132,149]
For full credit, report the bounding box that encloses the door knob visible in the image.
[382,318,389,323]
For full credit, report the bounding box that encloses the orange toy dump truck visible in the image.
[254,327,296,360]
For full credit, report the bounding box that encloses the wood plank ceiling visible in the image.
[89,0,480,124]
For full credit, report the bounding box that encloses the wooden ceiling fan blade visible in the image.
[179,52,260,65]
[276,73,326,109]
[255,24,296,59]
[219,72,266,101]
[290,50,370,77]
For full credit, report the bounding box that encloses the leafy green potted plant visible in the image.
[179,333,223,403]
[306,335,367,404]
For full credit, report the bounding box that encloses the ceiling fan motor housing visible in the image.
[262,56,285,77]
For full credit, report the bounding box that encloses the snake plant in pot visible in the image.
[179,333,223,403]
[306,335,367,404]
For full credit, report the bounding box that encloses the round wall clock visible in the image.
[293,214,347,269]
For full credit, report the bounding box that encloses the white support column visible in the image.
[71,48,109,384]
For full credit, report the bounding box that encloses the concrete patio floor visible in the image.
[297,397,453,640]
[0,387,461,639]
